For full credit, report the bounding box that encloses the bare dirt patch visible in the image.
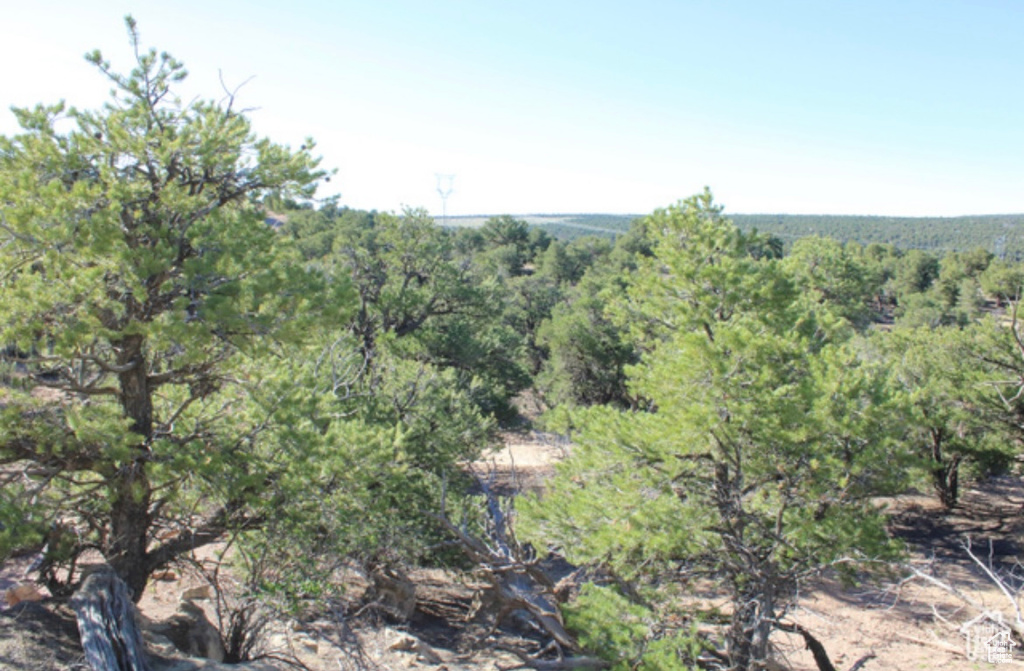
[772,479,1024,670]
[474,430,569,495]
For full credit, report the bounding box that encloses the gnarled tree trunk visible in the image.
[71,566,152,671]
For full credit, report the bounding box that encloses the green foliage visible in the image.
[878,325,1016,507]
[895,291,955,329]
[0,18,341,595]
[0,498,46,560]
[890,249,941,299]
[279,204,376,262]
[526,212,1024,260]
[561,584,705,670]
[782,236,877,329]
[476,215,538,277]
[320,207,531,423]
[536,271,636,408]
[524,191,908,669]
[953,314,1024,458]
[935,248,993,308]
[731,213,1024,258]
[980,259,1024,304]
[562,584,651,669]
[497,273,563,376]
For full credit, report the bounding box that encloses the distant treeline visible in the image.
[529,213,1024,259]
[731,214,1024,259]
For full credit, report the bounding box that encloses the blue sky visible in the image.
[2,1,1023,217]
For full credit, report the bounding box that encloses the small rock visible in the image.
[296,633,318,653]
[5,583,44,607]
[152,569,178,581]
[179,584,213,601]
[389,633,444,665]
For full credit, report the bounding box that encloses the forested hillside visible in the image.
[502,212,1024,258]
[732,213,1024,257]
[5,21,1024,671]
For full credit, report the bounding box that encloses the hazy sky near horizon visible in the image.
[2,1,1023,217]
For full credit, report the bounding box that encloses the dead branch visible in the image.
[775,621,877,671]
[907,543,1024,645]
[774,621,838,671]
[846,652,878,671]
[963,536,1024,631]
[495,645,608,671]
[436,470,581,657]
[905,562,990,614]
[892,631,965,656]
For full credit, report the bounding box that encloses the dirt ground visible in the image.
[138,454,1024,670]
[5,431,1024,670]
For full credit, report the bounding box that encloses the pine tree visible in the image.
[524,191,908,669]
[0,17,337,598]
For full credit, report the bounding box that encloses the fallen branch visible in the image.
[775,621,877,671]
[436,470,580,654]
[496,645,608,670]
[846,652,878,671]
[892,631,965,657]
[905,537,1024,644]
[963,536,1024,631]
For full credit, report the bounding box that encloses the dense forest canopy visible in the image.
[475,212,1024,258]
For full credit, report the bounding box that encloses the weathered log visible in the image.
[71,566,152,671]
[437,475,579,653]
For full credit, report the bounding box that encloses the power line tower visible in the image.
[435,174,454,227]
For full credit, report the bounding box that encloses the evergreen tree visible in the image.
[0,18,339,598]
[524,191,907,669]
[878,325,1014,508]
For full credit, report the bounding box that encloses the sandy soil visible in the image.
[464,441,1024,670]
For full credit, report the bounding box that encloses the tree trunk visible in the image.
[108,336,154,601]
[930,429,961,509]
[714,462,779,670]
[107,466,153,601]
[727,589,775,671]
[933,456,961,509]
[71,566,152,671]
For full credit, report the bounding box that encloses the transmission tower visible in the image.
[435,174,454,227]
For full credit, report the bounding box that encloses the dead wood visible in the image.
[496,645,609,670]
[905,536,1024,645]
[71,566,152,671]
[775,621,876,671]
[892,631,965,656]
[846,652,879,671]
[437,471,581,656]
